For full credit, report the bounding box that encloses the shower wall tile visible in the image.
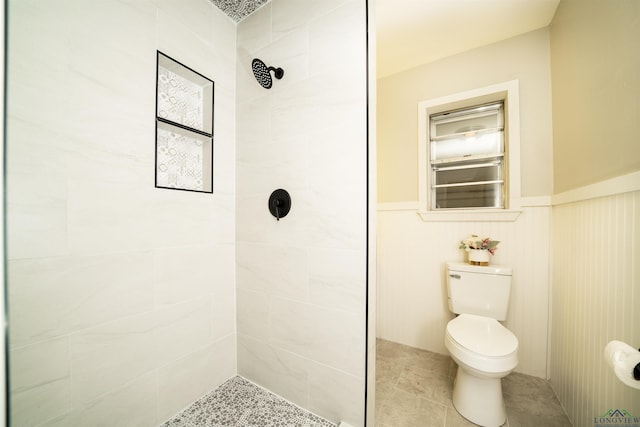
[237,242,309,301]
[237,138,311,194]
[158,334,236,422]
[236,146,308,194]
[258,27,310,88]
[156,9,236,87]
[236,95,270,150]
[270,297,313,356]
[70,311,157,406]
[8,252,155,348]
[236,2,272,54]
[237,288,271,338]
[271,74,365,152]
[236,0,367,423]
[270,297,365,376]
[306,106,367,193]
[7,173,68,260]
[306,190,366,251]
[308,361,365,427]
[8,0,156,135]
[153,0,220,44]
[46,372,158,427]
[66,181,155,256]
[6,120,72,178]
[236,192,313,247]
[10,337,71,427]
[308,0,366,78]
[306,304,366,377]
[70,300,231,410]
[270,80,316,141]
[211,291,237,341]
[67,180,234,256]
[237,334,308,408]
[153,244,234,306]
[155,298,215,367]
[308,247,366,312]
[271,0,351,40]
[8,0,237,424]
[212,89,238,196]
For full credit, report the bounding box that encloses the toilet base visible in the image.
[452,366,507,427]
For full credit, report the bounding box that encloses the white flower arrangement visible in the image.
[459,234,500,255]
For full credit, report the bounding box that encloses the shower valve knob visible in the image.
[268,189,291,221]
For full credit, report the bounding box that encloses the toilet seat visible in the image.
[445,314,518,374]
[447,314,518,356]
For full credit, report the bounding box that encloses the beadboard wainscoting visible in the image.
[376,202,551,378]
[550,188,640,426]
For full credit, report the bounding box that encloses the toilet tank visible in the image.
[446,262,513,321]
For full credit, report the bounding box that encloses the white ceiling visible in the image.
[376,0,560,78]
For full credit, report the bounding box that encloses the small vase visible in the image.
[468,249,490,266]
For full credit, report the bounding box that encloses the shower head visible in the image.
[251,58,284,89]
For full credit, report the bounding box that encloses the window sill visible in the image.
[417,209,522,222]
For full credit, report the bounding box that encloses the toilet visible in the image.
[444,262,519,427]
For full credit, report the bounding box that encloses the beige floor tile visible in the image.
[395,364,454,407]
[375,339,572,427]
[376,389,447,427]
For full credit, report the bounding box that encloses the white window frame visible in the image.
[418,80,522,221]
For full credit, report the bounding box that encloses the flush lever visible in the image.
[449,274,461,279]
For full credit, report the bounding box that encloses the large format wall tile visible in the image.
[270,297,365,376]
[153,244,234,306]
[236,288,270,338]
[8,0,238,424]
[7,173,68,260]
[237,334,308,408]
[45,372,158,427]
[158,334,236,422]
[10,337,71,426]
[9,252,155,348]
[237,242,309,301]
[236,0,368,424]
[308,247,365,313]
[308,361,364,426]
[70,311,157,406]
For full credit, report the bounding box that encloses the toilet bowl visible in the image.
[445,314,518,426]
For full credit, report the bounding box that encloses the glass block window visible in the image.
[155,51,214,193]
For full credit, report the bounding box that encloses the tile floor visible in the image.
[161,376,335,427]
[375,338,573,427]
[160,340,572,426]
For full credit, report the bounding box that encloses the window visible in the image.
[418,80,521,221]
[429,102,504,209]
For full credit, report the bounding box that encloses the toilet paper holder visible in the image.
[604,341,640,389]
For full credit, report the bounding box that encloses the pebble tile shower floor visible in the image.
[161,376,336,427]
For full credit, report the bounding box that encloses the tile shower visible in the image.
[6,0,369,426]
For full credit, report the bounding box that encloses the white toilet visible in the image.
[444,262,519,427]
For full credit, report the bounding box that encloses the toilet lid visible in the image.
[447,314,518,357]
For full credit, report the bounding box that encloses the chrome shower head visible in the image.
[251,58,284,89]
